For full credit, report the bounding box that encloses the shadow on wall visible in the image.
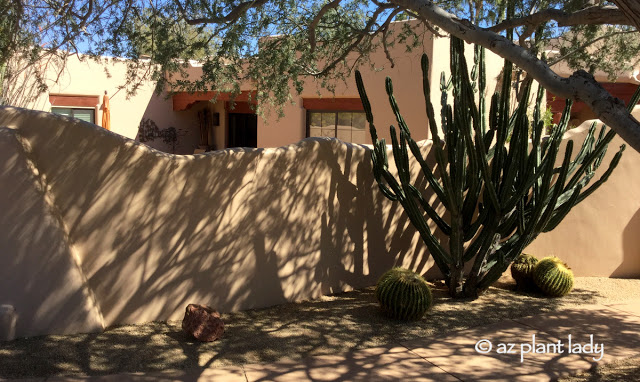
[0,128,103,337]
[0,106,439,334]
[618,208,640,278]
[3,105,640,338]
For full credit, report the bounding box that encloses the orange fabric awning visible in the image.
[172,90,257,111]
[102,94,111,130]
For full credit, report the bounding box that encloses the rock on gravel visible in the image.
[181,304,224,342]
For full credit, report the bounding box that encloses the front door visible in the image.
[227,113,257,148]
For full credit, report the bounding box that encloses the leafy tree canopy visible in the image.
[2,0,640,149]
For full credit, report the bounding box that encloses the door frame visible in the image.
[225,101,257,148]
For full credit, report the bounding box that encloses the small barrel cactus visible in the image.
[533,257,574,297]
[375,267,432,320]
[511,253,539,291]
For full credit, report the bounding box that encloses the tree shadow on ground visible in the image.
[1,277,633,379]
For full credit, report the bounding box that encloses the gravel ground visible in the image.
[0,277,639,379]
[558,356,640,382]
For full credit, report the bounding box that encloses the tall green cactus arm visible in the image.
[574,145,625,204]
[421,55,454,202]
[535,141,575,233]
[355,68,453,275]
[356,36,630,298]
[401,126,449,208]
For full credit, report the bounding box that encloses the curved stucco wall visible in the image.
[0,127,104,337]
[0,106,638,337]
[0,106,439,336]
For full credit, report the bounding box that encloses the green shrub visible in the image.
[375,268,432,320]
[511,253,539,291]
[533,257,574,297]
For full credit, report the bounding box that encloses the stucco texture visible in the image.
[0,107,440,337]
[0,106,638,339]
[0,127,104,337]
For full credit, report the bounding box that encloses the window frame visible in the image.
[49,94,99,125]
[305,109,368,144]
[51,106,97,124]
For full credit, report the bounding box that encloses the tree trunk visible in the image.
[613,1,640,29]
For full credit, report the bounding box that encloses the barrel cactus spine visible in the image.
[511,253,539,291]
[375,267,432,320]
[533,257,574,297]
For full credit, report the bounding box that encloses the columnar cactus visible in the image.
[375,268,432,320]
[511,253,539,291]
[355,37,638,298]
[533,257,574,297]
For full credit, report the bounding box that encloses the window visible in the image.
[51,107,95,124]
[307,111,367,144]
[49,94,99,125]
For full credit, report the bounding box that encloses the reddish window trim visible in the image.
[49,94,99,124]
[225,101,256,114]
[302,97,364,111]
[547,82,640,124]
[49,94,99,108]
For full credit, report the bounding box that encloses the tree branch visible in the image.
[304,5,393,77]
[612,0,640,30]
[309,0,342,54]
[392,0,640,153]
[380,8,403,68]
[174,0,269,25]
[489,5,631,33]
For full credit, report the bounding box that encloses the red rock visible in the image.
[181,304,224,342]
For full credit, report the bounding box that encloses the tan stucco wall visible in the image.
[16,25,508,153]
[0,127,104,337]
[0,106,439,337]
[551,61,640,85]
[2,89,638,336]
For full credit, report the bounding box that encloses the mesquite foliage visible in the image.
[355,37,638,298]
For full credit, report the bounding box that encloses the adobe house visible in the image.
[20,20,506,154]
[19,19,640,151]
[2,21,640,339]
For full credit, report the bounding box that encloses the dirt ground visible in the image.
[1,277,639,379]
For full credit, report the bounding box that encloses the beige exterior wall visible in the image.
[0,126,104,337]
[26,56,159,140]
[551,61,640,85]
[16,21,507,154]
[1,106,639,338]
[259,21,505,148]
[0,107,435,337]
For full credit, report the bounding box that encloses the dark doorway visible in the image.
[228,113,257,148]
